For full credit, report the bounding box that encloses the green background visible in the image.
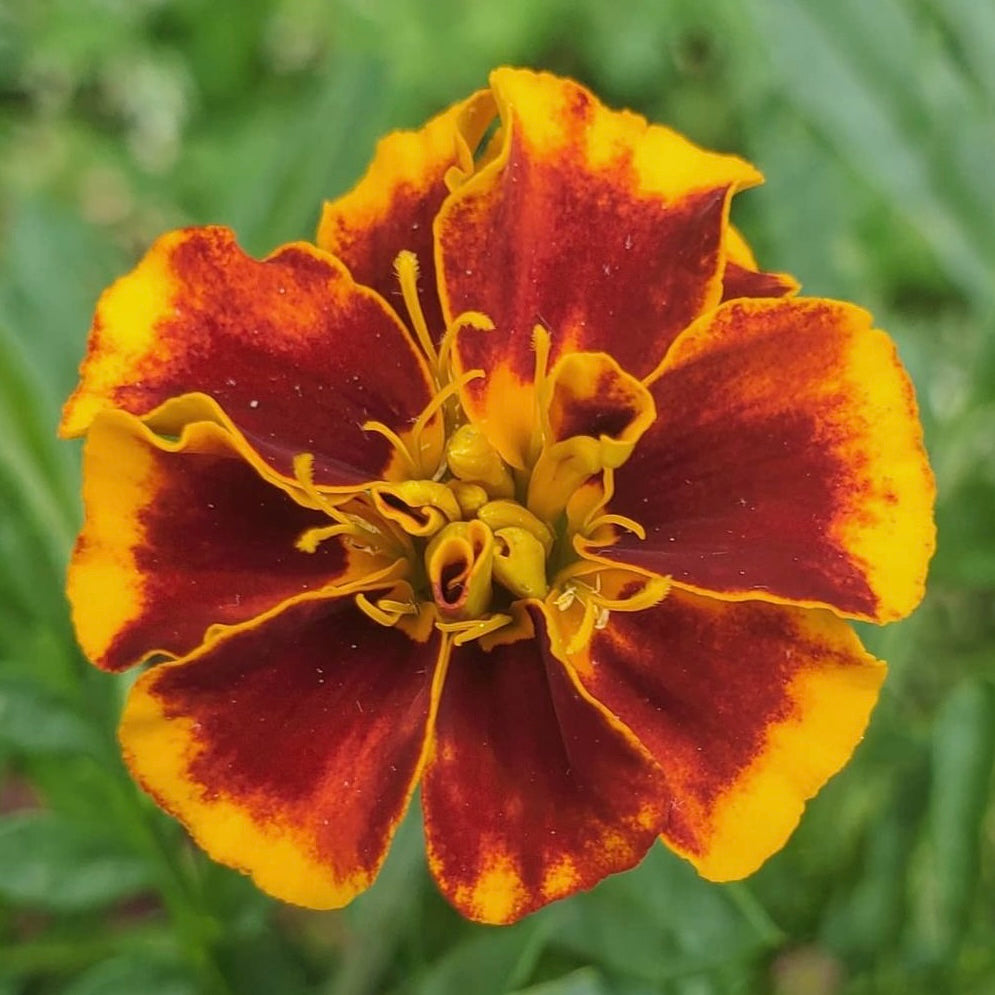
[1,0,993,992]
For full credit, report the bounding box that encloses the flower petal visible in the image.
[442,68,761,467]
[120,596,444,909]
[720,225,799,302]
[567,588,885,880]
[601,298,935,622]
[61,226,439,488]
[317,89,495,346]
[69,410,403,672]
[421,606,668,924]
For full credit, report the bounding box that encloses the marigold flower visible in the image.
[61,68,935,924]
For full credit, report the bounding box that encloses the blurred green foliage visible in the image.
[1,0,993,992]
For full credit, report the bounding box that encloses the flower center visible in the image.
[363,422,560,644]
[294,252,661,648]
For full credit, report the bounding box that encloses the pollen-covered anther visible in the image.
[527,352,656,523]
[552,567,670,655]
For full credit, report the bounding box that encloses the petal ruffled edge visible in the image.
[68,409,406,672]
[120,595,447,909]
[61,226,442,490]
[555,587,886,880]
[602,297,935,622]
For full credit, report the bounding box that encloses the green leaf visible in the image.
[922,679,995,960]
[61,955,198,995]
[511,968,611,995]
[0,674,103,757]
[747,0,995,308]
[407,919,551,995]
[549,846,772,984]
[933,477,995,588]
[0,810,151,912]
[932,0,995,104]
[820,756,929,959]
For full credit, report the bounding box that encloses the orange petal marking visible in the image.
[61,226,440,489]
[603,297,935,622]
[120,597,447,909]
[559,588,885,880]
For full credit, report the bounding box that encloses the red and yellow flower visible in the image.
[61,68,935,924]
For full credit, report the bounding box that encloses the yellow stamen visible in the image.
[436,613,513,646]
[361,420,418,476]
[292,453,359,517]
[528,323,552,466]
[355,591,408,627]
[394,251,438,369]
[584,512,647,542]
[437,311,494,382]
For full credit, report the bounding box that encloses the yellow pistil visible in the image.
[528,323,552,466]
[364,370,484,481]
[292,453,412,558]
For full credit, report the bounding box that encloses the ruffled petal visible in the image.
[566,588,885,880]
[318,90,495,346]
[601,298,935,622]
[61,226,440,489]
[720,225,799,302]
[68,410,403,672]
[441,67,760,468]
[421,606,668,924]
[120,596,444,909]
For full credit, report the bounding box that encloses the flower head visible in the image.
[62,68,935,924]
